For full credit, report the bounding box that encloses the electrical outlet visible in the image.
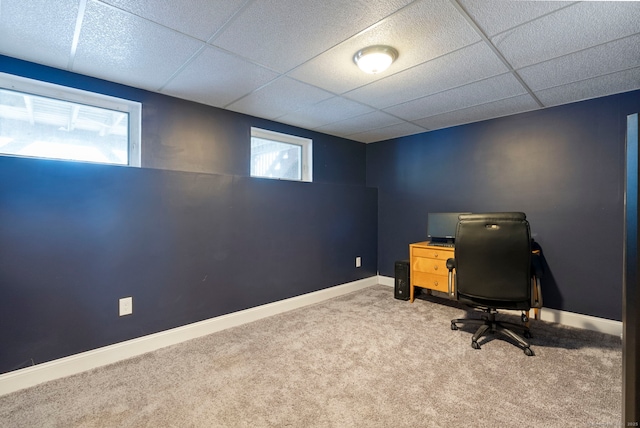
[355,256,362,268]
[119,297,133,316]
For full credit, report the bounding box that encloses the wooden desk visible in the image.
[409,241,541,321]
[409,241,454,302]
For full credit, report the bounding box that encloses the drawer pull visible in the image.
[433,265,438,271]
[434,281,439,286]
[434,253,438,258]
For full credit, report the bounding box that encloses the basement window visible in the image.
[0,72,141,167]
[250,127,312,182]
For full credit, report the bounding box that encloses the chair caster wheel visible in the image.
[471,341,481,350]
[524,330,532,339]
[524,347,535,356]
[451,323,458,330]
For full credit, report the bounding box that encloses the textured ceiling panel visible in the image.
[287,0,480,94]
[414,94,539,131]
[1,1,639,144]
[459,0,572,37]
[534,67,640,107]
[226,77,333,119]
[211,0,414,73]
[276,97,375,130]
[73,1,204,91]
[99,0,248,41]
[384,73,528,121]
[345,42,507,109]
[492,1,640,69]
[518,34,640,92]
[161,46,280,108]
[314,111,404,137]
[346,122,428,144]
[0,0,78,69]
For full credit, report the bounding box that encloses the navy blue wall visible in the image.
[2,51,637,375]
[0,55,366,185]
[368,90,640,321]
[0,56,376,374]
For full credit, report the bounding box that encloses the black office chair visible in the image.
[446,212,542,356]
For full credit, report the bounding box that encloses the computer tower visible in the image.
[394,260,410,300]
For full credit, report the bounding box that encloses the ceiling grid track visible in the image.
[220,0,421,113]
[3,0,637,143]
[68,0,88,69]
[450,0,545,108]
[158,0,259,92]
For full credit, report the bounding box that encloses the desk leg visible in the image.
[410,284,414,303]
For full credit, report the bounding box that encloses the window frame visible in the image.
[0,72,142,167]
[250,127,312,182]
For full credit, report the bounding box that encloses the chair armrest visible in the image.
[531,275,543,309]
[531,251,544,278]
[530,247,543,308]
[446,258,456,297]
[446,258,456,271]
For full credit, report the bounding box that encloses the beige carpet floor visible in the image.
[0,285,622,427]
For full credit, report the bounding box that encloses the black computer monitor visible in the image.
[427,212,470,243]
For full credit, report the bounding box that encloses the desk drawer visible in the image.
[411,247,453,260]
[412,256,448,276]
[412,271,449,293]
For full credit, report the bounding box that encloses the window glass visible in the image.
[251,137,302,181]
[0,73,141,166]
[250,127,312,182]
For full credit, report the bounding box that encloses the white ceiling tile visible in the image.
[72,1,204,91]
[492,1,640,69]
[226,77,333,119]
[534,67,640,107]
[161,46,279,108]
[459,0,571,37]
[384,73,528,121]
[99,0,247,41]
[287,0,481,94]
[315,111,403,136]
[2,1,638,144]
[347,122,428,144]
[211,0,414,73]
[413,94,540,131]
[0,0,78,69]
[277,97,375,130]
[345,42,507,109]
[518,34,640,91]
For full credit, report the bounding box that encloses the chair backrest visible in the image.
[454,212,531,304]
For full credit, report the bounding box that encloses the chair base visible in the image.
[451,310,535,356]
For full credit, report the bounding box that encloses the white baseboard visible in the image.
[378,275,394,287]
[0,276,378,397]
[535,307,622,337]
[2,275,622,396]
[378,275,623,338]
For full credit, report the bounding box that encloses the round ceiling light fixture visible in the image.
[353,45,399,74]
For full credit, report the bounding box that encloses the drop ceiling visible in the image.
[1,0,639,143]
